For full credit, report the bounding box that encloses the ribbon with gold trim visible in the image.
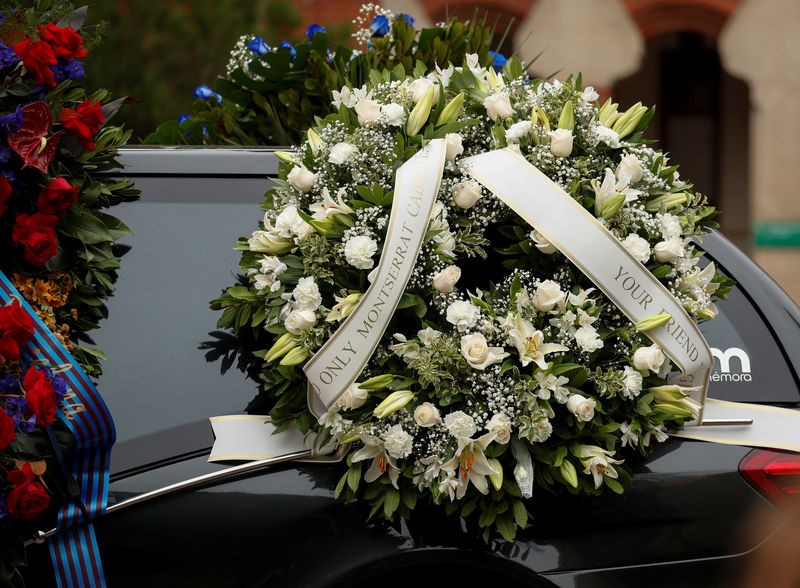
[0,270,113,588]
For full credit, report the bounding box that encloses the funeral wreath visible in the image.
[211,50,732,542]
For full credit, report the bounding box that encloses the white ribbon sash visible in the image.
[303,139,447,417]
[210,145,800,460]
[462,148,712,418]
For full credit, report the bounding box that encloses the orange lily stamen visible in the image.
[378,455,391,473]
[460,452,474,478]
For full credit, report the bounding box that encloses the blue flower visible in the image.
[306,24,326,41]
[0,146,13,164]
[177,114,190,123]
[279,41,297,60]
[194,84,221,103]
[51,373,67,400]
[398,14,414,27]
[50,58,85,83]
[0,106,23,134]
[488,51,507,71]
[247,37,270,56]
[0,41,18,70]
[370,15,390,38]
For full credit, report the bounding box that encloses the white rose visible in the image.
[409,77,439,103]
[337,383,368,410]
[487,413,512,445]
[446,300,479,332]
[284,308,316,334]
[383,424,413,459]
[275,205,312,239]
[292,276,321,310]
[453,180,482,209]
[483,92,514,120]
[616,154,643,184]
[328,142,358,165]
[549,128,574,157]
[432,265,461,293]
[633,344,665,372]
[622,234,651,263]
[566,394,596,422]
[531,229,557,254]
[445,133,464,161]
[381,102,406,126]
[355,99,382,126]
[460,333,506,370]
[622,366,643,399]
[581,86,599,103]
[505,120,532,143]
[414,402,441,427]
[344,235,378,269]
[444,411,477,438]
[654,237,685,263]
[287,165,316,193]
[575,325,604,352]
[534,280,565,312]
[433,231,456,255]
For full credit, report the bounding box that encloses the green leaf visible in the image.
[512,500,528,528]
[495,513,516,542]
[604,475,624,494]
[383,487,401,518]
[58,210,112,244]
[347,462,362,491]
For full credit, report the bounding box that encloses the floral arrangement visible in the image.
[0,3,136,583]
[145,5,505,147]
[211,54,731,542]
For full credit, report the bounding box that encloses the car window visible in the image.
[698,260,800,404]
[91,172,271,472]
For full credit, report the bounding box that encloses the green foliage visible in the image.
[145,14,501,146]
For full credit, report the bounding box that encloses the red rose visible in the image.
[23,367,57,427]
[0,331,21,361]
[0,176,10,218]
[0,409,15,451]
[12,38,57,86]
[37,177,79,214]
[36,22,87,60]
[0,300,35,345]
[11,212,59,266]
[59,100,104,151]
[6,463,50,520]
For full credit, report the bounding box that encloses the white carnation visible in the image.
[275,205,312,239]
[381,102,406,126]
[344,235,378,269]
[383,424,413,459]
[328,142,358,165]
[622,366,643,399]
[445,300,479,332]
[575,325,603,352]
[292,276,321,310]
[506,120,532,143]
[444,411,477,439]
[657,213,683,240]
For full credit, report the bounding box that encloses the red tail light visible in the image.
[739,449,800,505]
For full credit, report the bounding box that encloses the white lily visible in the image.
[442,432,500,499]
[592,168,642,216]
[505,313,568,369]
[311,187,354,220]
[577,444,624,489]
[351,435,400,488]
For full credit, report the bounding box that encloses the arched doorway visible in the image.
[613,32,750,249]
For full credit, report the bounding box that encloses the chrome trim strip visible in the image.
[27,449,312,545]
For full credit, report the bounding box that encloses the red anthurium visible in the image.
[36,22,87,60]
[7,102,62,173]
[59,100,103,151]
[0,176,11,217]
[12,38,57,86]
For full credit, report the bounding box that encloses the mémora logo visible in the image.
[710,347,752,382]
